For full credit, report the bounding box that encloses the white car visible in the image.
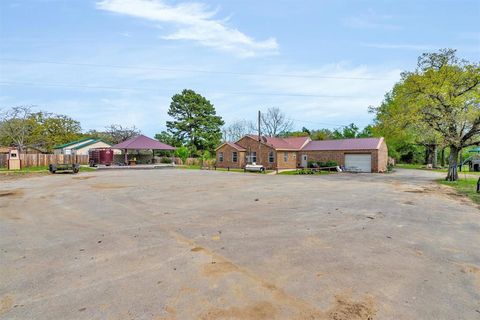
[245,163,265,172]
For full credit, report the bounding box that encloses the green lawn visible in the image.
[277,169,335,175]
[176,165,273,174]
[440,178,480,204]
[0,165,96,174]
[396,163,477,174]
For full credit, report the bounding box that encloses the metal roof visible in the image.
[244,135,311,150]
[215,142,246,151]
[73,139,111,150]
[53,137,94,149]
[302,137,384,151]
[112,135,175,150]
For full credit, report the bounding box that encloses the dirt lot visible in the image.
[0,169,479,319]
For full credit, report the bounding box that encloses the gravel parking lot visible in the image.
[0,169,479,319]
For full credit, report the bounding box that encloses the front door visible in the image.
[301,154,308,168]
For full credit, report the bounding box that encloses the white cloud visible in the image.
[96,0,278,57]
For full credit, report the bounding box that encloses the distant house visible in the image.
[53,138,117,156]
[215,134,388,173]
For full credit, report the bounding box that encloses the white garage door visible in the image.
[345,154,372,173]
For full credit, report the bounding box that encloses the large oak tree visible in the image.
[372,49,480,180]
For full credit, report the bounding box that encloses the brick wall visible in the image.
[376,139,388,172]
[301,147,387,172]
[216,144,245,169]
[236,136,277,169]
[276,151,297,169]
[300,151,346,167]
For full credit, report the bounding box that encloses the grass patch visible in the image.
[278,169,334,175]
[215,168,245,173]
[176,165,273,174]
[79,166,96,172]
[396,163,476,174]
[440,177,480,204]
[0,165,96,174]
[176,165,201,170]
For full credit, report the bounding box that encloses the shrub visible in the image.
[160,157,172,164]
[325,160,338,167]
[175,146,189,165]
[308,161,319,168]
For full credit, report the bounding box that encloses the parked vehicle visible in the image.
[89,148,113,167]
[245,163,265,172]
[49,163,80,174]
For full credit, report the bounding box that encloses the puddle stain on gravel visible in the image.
[326,295,376,320]
[90,184,129,189]
[202,261,239,277]
[178,231,376,320]
[0,295,14,315]
[200,301,277,320]
[72,176,97,180]
[0,190,23,198]
[461,264,480,288]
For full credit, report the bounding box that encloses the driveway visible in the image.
[0,169,478,319]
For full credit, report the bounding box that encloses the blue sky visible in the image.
[1,0,479,136]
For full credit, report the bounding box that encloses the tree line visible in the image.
[1,49,478,181]
[370,49,479,181]
[0,105,141,153]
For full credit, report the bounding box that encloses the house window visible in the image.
[268,151,274,163]
[247,151,257,163]
[232,151,238,162]
[219,152,224,162]
[284,152,288,162]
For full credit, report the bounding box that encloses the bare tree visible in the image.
[105,124,141,144]
[0,105,34,152]
[260,107,293,137]
[223,120,249,142]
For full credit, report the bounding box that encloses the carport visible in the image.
[112,134,175,165]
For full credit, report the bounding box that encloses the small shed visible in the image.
[53,138,119,155]
[112,135,175,165]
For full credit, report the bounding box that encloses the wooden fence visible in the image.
[0,154,89,168]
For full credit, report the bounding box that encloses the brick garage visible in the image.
[300,138,388,173]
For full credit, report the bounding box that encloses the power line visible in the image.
[0,58,394,81]
[0,80,375,99]
[286,117,349,128]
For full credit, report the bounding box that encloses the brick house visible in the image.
[215,135,388,173]
[216,135,309,170]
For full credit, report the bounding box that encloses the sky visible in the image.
[0,0,479,137]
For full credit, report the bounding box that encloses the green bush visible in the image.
[160,157,172,164]
[175,146,189,164]
[325,160,338,167]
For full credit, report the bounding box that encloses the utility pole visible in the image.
[258,110,261,165]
